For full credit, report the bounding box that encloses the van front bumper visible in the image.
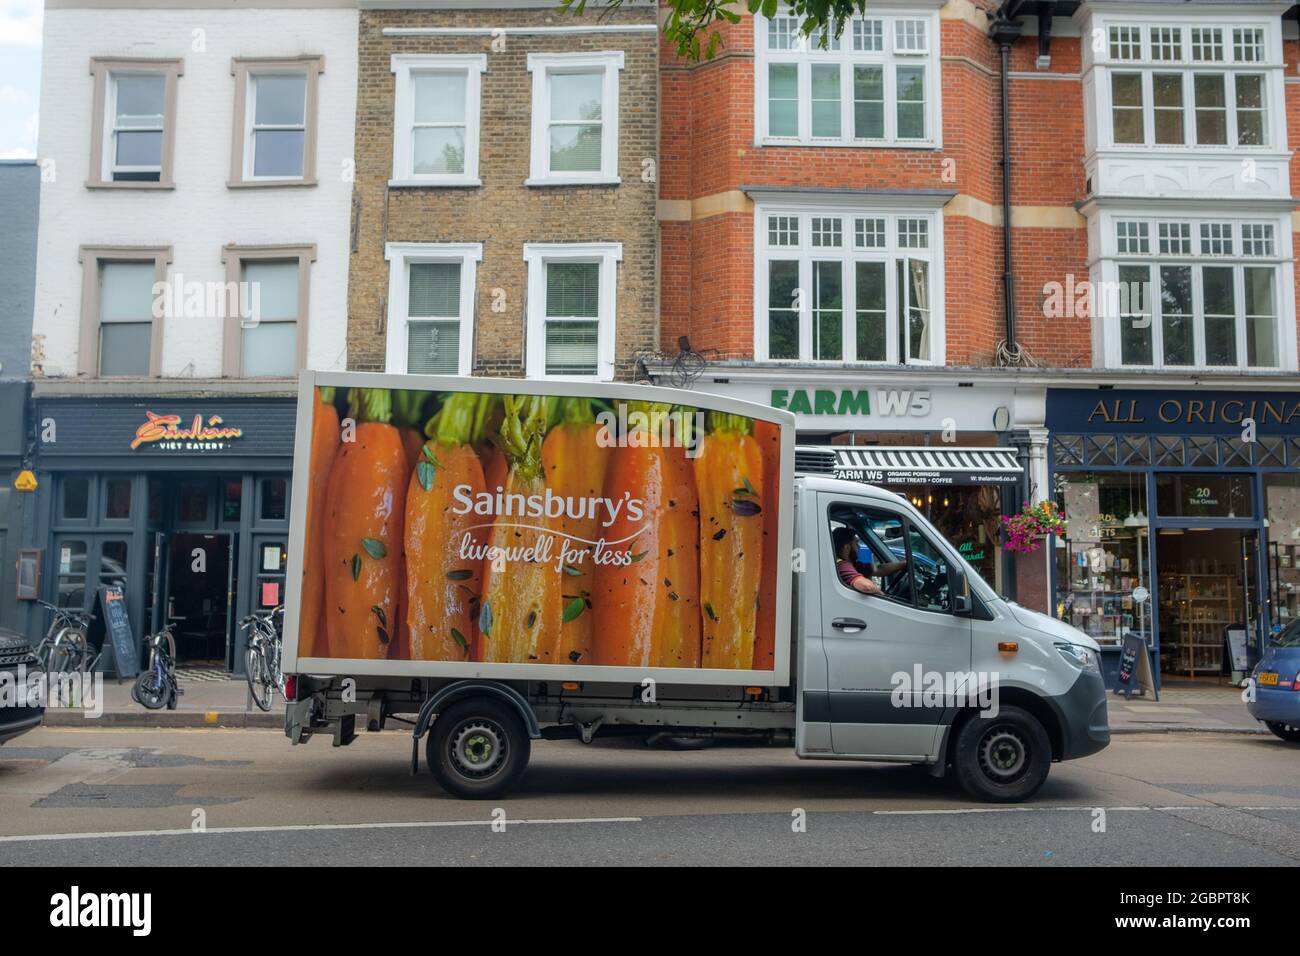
[1049,671,1110,760]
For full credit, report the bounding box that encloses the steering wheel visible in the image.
[881,566,910,598]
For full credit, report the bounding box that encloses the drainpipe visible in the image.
[990,15,1023,357]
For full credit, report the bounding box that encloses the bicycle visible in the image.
[132,623,180,711]
[241,606,284,712]
[33,600,98,674]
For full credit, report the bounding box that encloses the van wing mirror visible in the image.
[953,569,972,616]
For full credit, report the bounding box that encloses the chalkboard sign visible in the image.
[1115,631,1157,700]
[96,585,139,678]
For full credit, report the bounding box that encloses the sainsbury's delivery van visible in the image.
[281,372,1109,803]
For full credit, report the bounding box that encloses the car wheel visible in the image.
[427,699,531,800]
[1264,721,1300,743]
[952,705,1052,803]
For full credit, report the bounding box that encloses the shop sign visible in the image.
[130,412,244,452]
[771,388,930,417]
[1047,389,1300,435]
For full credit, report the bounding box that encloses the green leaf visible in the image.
[361,537,386,559]
[351,554,361,581]
[417,460,435,492]
[562,597,586,623]
[526,610,537,630]
[450,628,469,651]
[479,601,493,637]
[561,564,584,577]
[629,550,649,564]
[446,569,474,581]
[371,605,387,628]
[704,602,719,622]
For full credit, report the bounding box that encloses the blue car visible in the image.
[1248,620,1300,743]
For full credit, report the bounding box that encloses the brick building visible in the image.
[653,0,1300,684]
[346,0,659,382]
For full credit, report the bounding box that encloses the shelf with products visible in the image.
[1158,573,1237,679]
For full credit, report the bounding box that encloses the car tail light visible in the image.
[1293,671,1300,692]
[283,674,298,701]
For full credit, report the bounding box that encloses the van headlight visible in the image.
[1055,642,1100,675]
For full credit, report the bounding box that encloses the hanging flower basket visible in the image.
[1001,500,1068,554]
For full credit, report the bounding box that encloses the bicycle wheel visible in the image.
[134,669,168,710]
[245,644,274,712]
[48,628,86,674]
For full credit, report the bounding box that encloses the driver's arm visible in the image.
[859,558,907,577]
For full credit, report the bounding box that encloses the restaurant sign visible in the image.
[131,412,244,452]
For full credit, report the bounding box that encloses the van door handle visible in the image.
[831,617,867,631]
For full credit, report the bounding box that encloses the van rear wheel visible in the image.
[1264,721,1300,743]
[952,706,1051,803]
[427,699,530,799]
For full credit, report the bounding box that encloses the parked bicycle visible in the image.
[241,606,284,712]
[132,623,180,711]
[33,600,98,674]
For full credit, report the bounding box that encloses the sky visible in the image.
[0,0,42,159]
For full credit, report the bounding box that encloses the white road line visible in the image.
[873,805,1300,815]
[0,816,643,844]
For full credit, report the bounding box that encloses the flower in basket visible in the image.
[1001,500,1069,553]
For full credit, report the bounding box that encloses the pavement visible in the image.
[36,671,1270,734]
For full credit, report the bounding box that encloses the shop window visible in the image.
[1155,474,1254,518]
[56,540,88,608]
[104,477,132,520]
[1256,437,1284,467]
[1220,437,1251,467]
[1052,435,1083,466]
[177,480,210,524]
[1266,475,1300,633]
[1086,436,1117,466]
[1118,435,1150,466]
[222,479,243,523]
[260,478,287,522]
[1187,435,1218,466]
[1153,436,1185,466]
[257,541,287,608]
[62,477,91,521]
[1055,472,1150,646]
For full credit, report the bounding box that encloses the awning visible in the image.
[796,445,1024,487]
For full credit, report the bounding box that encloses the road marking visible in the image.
[0,816,643,844]
[873,805,1300,815]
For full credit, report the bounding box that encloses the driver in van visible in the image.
[832,526,908,597]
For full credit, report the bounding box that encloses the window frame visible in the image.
[753,8,941,149]
[526,51,624,187]
[1096,20,1281,151]
[390,53,487,188]
[1099,215,1289,371]
[752,201,944,366]
[87,57,183,190]
[76,244,171,378]
[220,243,316,378]
[523,241,622,382]
[384,242,482,376]
[229,55,324,188]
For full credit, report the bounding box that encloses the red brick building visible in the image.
[652,1,1300,662]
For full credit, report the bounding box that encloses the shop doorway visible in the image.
[161,532,235,667]
[1156,528,1260,682]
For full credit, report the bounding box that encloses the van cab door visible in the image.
[816,492,973,758]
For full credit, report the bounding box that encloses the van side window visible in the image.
[829,503,954,613]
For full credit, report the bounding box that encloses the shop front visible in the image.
[671,372,1035,597]
[1047,387,1300,689]
[21,392,297,675]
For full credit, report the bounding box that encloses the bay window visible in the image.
[755,205,940,364]
[1099,22,1277,149]
[755,9,938,146]
[1108,218,1283,370]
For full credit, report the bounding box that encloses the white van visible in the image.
[281,373,1109,803]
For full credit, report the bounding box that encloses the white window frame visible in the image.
[242,68,309,182]
[526,51,623,187]
[383,242,482,375]
[1094,213,1295,371]
[1094,19,1282,152]
[106,71,167,181]
[523,242,622,381]
[752,201,944,365]
[390,54,486,188]
[753,8,941,149]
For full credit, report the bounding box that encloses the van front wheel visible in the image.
[427,699,531,799]
[952,706,1051,803]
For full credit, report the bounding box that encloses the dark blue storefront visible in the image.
[1046,387,1300,690]
[18,392,297,675]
